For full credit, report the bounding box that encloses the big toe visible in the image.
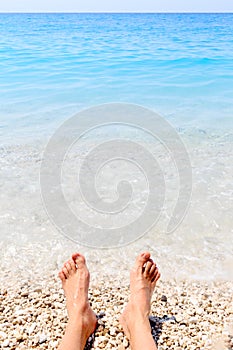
[135,251,151,269]
[72,252,86,268]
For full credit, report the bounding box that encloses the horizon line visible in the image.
[0,11,233,14]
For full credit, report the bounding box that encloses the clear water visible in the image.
[0,13,232,282]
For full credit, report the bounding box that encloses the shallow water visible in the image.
[1,130,232,282]
[0,13,233,281]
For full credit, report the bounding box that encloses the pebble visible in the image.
[34,287,43,293]
[2,339,10,347]
[39,333,47,344]
[0,331,7,339]
[28,323,37,334]
[189,316,199,324]
[161,295,168,302]
[0,277,232,350]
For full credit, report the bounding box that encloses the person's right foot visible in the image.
[58,253,97,344]
[120,252,161,339]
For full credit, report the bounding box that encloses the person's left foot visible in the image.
[58,253,97,341]
[120,252,160,339]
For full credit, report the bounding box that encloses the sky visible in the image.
[0,0,233,13]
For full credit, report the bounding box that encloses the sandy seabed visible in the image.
[0,271,233,350]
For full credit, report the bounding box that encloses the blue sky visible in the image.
[0,0,233,12]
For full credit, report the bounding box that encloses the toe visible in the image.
[148,263,157,278]
[62,266,69,279]
[135,252,151,271]
[72,252,86,267]
[152,269,161,285]
[69,259,76,272]
[65,261,72,272]
[144,261,153,277]
[58,271,66,282]
[155,271,161,283]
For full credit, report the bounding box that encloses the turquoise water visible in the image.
[0,13,233,143]
[0,14,233,281]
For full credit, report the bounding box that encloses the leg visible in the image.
[120,252,161,350]
[58,253,97,350]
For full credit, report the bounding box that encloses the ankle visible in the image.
[68,314,91,335]
[128,317,151,339]
[129,301,150,319]
[125,307,150,331]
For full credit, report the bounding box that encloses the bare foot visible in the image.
[120,252,161,339]
[58,253,97,344]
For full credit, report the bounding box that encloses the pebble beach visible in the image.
[1,272,233,350]
[1,12,233,350]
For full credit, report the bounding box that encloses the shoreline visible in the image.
[1,274,232,349]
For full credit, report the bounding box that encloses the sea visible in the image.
[0,13,232,284]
